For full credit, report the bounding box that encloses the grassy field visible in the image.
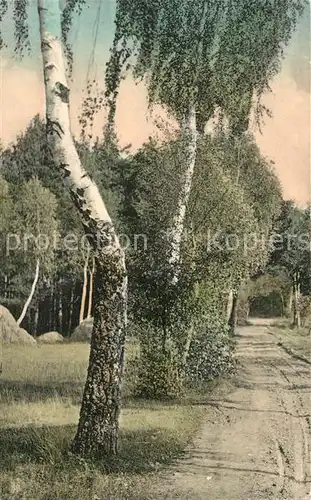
[0,342,207,500]
[269,320,311,363]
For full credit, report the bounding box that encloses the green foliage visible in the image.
[0,116,125,334]
[0,0,8,49]
[239,203,310,323]
[107,0,306,128]
[13,0,30,56]
[186,315,235,382]
[269,201,310,294]
[7,0,87,60]
[247,270,292,317]
[0,178,58,321]
[116,132,280,395]
[0,175,12,233]
[277,205,309,277]
[1,107,284,388]
[107,0,227,122]
[135,329,183,400]
[117,138,186,323]
[213,0,306,131]
[119,133,280,331]
[12,178,58,268]
[215,133,282,227]
[250,292,283,318]
[61,0,86,75]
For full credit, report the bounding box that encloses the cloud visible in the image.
[1,62,309,205]
[256,74,310,206]
[0,59,44,143]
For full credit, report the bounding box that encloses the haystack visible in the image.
[71,317,93,342]
[0,305,36,344]
[37,331,64,343]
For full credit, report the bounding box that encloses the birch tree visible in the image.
[10,178,58,327]
[7,0,127,456]
[106,0,226,278]
[106,0,305,278]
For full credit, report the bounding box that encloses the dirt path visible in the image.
[160,320,311,499]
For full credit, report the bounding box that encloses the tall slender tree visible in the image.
[38,0,127,457]
[6,0,128,456]
[106,0,306,277]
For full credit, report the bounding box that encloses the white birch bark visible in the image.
[169,106,197,280]
[37,0,127,457]
[38,0,114,233]
[168,1,208,281]
[17,259,40,326]
[227,288,234,322]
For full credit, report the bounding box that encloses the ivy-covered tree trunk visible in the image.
[228,290,238,333]
[38,0,127,456]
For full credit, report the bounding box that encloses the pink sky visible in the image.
[0,58,310,205]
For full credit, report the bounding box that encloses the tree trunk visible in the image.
[182,324,194,369]
[38,0,127,457]
[68,284,74,334]
[279,292,285,317]
[169,105,197,281]
[293,274,301,328]
[79,248,89,324]
[181,280,200,373]
[87,257,95,319]
[287,287,293,318]
[58,284,63,333]
[228,290,238,334]
[4,275,8,299]
[48,287,53,331]
[226,289,234,322]
[17,259,40,327]
[50,280,55,331]
[34,303,39,336]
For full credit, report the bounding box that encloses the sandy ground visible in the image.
[159,319,311,499]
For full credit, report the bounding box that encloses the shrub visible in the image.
[186,316,236,383]
[135,326,183,400]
